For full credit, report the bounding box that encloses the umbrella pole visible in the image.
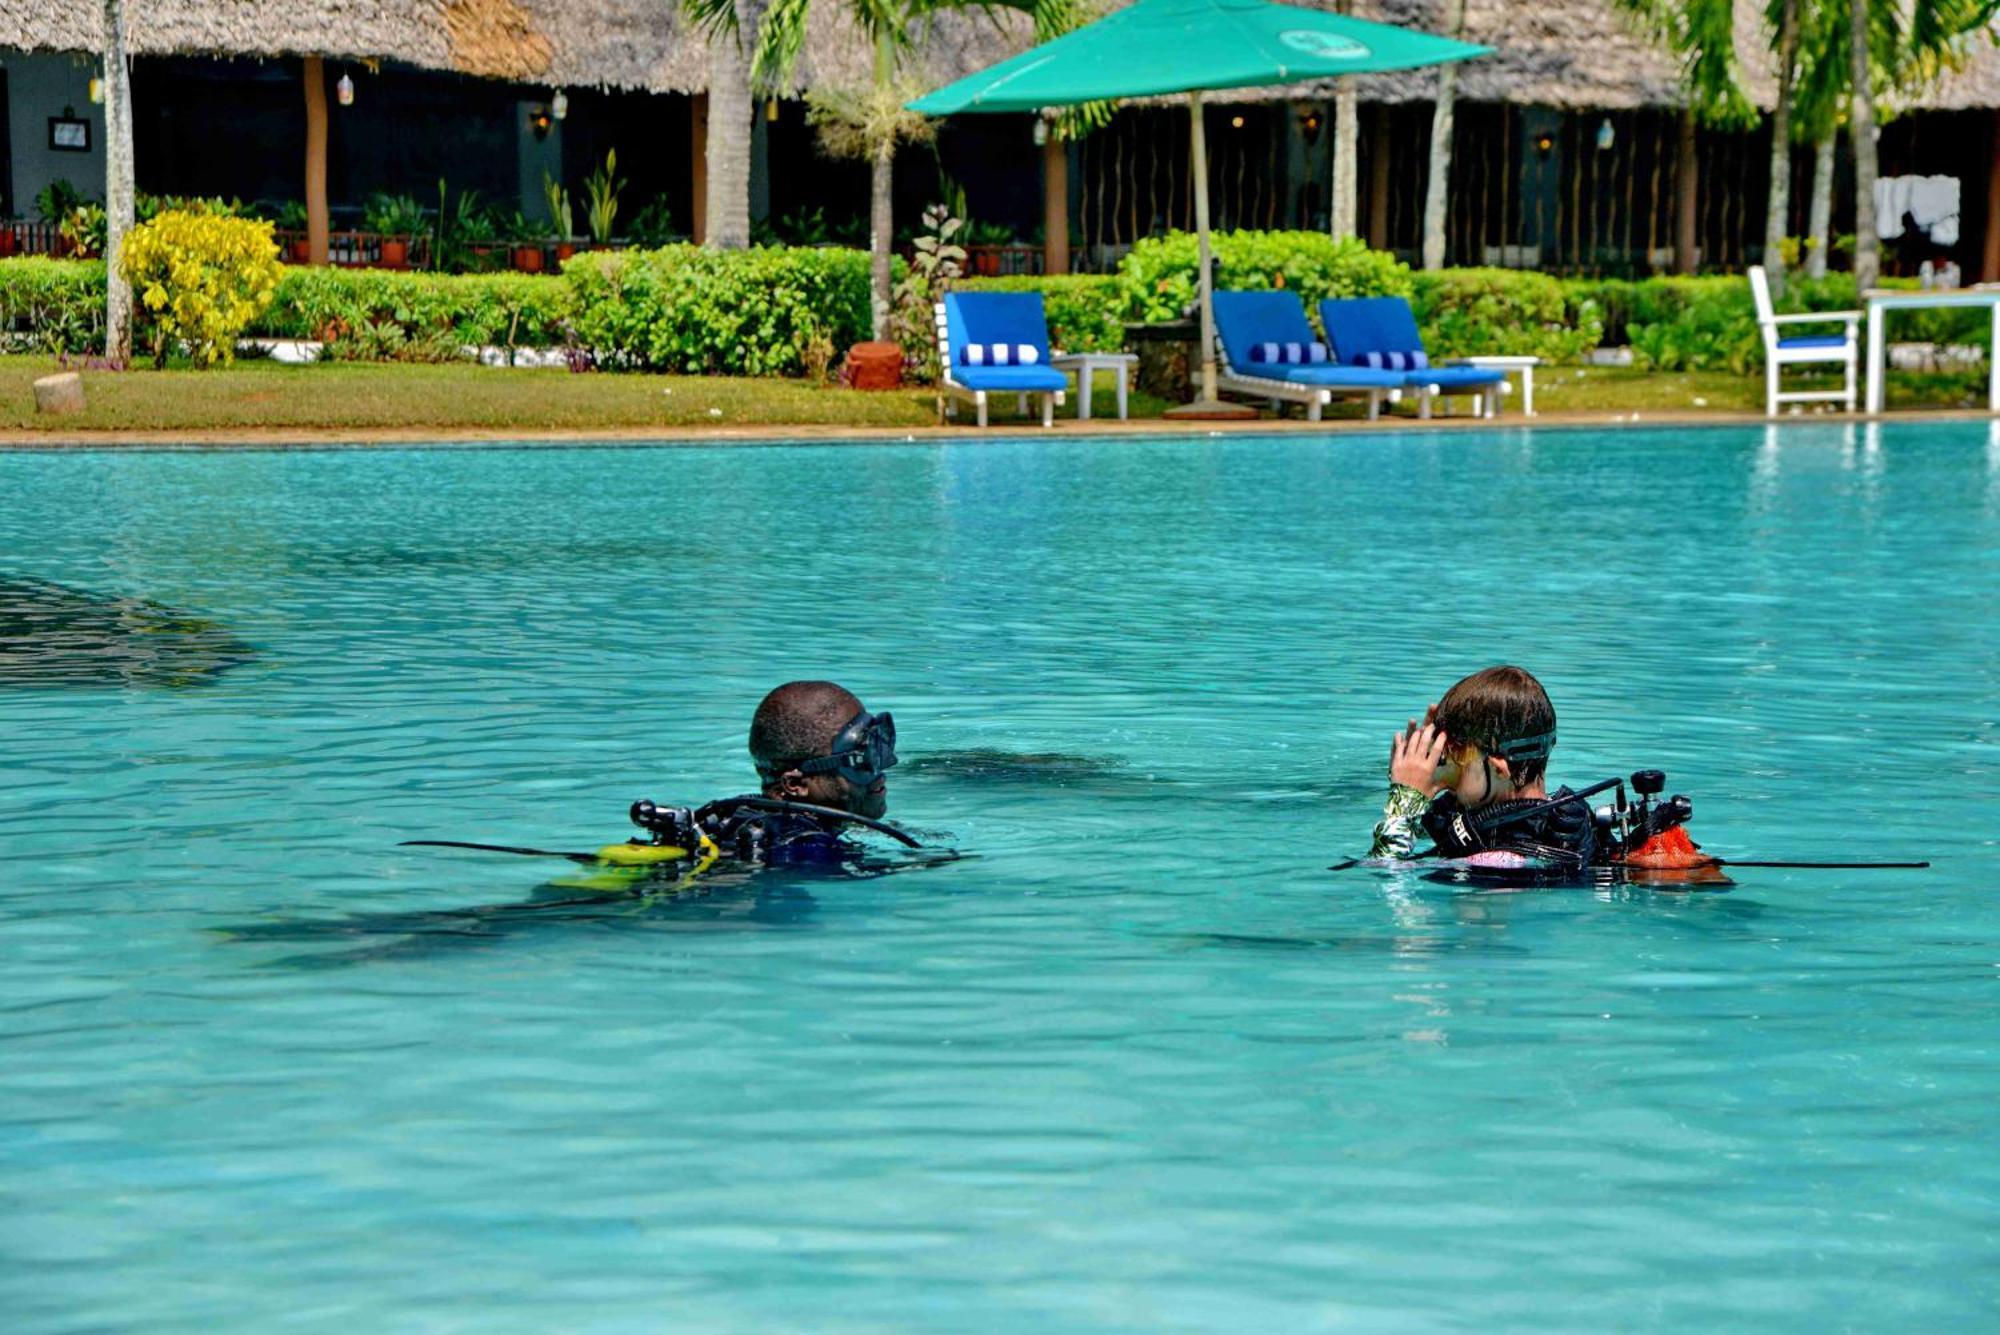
[1192,90,1217,402]
[1165,91,1255,420]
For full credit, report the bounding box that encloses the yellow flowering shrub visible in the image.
[118,210,281,367]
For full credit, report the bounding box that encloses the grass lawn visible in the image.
[0,354,1987,438]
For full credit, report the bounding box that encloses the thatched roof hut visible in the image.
[0,0,1991,111]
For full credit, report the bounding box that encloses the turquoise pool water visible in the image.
[2,423,1996,1331]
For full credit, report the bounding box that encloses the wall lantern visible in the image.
[1230,114,1246,129]
[1536,133,1554,156]
[336,72,355,106]
[530,106,553,140]
[1032,115,1049,146]
[88,75,104,104]
[1596,117,1615,151]
[551,89,569,120]
[766,98,780,122]
[1299,108,1324,146]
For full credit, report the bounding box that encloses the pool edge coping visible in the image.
[1,407,1993,451]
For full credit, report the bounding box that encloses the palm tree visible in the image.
[1613,0,1753,274]
[702,2,760,249]
[1762,0,1802,294]
[103,0,135,360]
[687,0,1086,337]
[1420,0,1468,269]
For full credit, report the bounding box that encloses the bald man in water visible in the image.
[748,680,895,821]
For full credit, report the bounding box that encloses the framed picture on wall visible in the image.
[49,117,90,152]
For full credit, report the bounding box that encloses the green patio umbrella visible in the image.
[910,0,1490,415]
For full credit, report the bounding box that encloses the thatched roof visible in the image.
[0,0,1993,111]
[0,0,1028,96]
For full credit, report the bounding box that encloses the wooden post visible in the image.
[1366,108,1391,250]
[1042,132,1069,276]
[1985,110,2000,282]
[1673,106,1697,275]
[303,56,329,266]
[690,93,709,246]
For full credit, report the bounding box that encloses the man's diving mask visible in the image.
[762,709,898,788]
[1432,727,1556,787]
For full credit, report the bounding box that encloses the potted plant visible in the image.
[542,171,576,264]
[60,203,106,259]
[274,200,311,261]
[35,179,85,254]
[503,211,545,273]
[363,193,426,268]
[964,220,1016,276]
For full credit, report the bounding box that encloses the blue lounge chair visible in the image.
[935,291,1068,427]
[1211,290,1404,421]
[1318,297,1506,419]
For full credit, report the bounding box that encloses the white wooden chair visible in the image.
[1749,265,1860,417]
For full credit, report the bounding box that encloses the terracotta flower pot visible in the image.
[512,245,545,273]
[974,250,1002,277]
[554,242,577,264]
[379,237,409,268]
[290,238,310,263]
[0,229,17,258]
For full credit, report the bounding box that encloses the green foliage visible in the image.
[0,256,106,354]
[1117,230,1413,325]
[362,193,428,236]
[1410,268,1603,363]
[60,203,106,257]
[264,268,573,361]
[626,198,678,247]
[35,180,85,226]
[955,274,1126,353]
[120,211,283,367]
[542,171,574,241]
[564,244,874,376]
[273,200,310,231]
[893,204,965,383]
[583,150,624,244]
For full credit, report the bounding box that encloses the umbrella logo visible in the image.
[1278,31,1371,60]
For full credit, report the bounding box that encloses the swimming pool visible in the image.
[2,423,1995,1330]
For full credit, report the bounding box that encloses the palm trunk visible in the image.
[703,5,757,249]
[1421,0,1466,270]
[303,57,329,266]
[1762,0,1800,296]
[869,145,893,339]
[102,0,134,361]
[1331,77,1358,240]
[1674,106,1698,275]
[1807,131,1834,278]
[1849,0,1879,292]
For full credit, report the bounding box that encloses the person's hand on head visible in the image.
[1390,709,1449,795]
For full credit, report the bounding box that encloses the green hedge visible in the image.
[267,268,574,358]
[6,248,1988,378]
[1118,230,1413,326]
[0,257,106,354]
[955,274,1125,353]
[1411,268,1602,364]
[565,245,872,375]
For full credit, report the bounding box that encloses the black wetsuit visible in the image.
[1420,786,1599,871]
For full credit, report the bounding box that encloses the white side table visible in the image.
[1051,352,1137,421]
[1862,287,2000,414]
[1455,355,1542,417]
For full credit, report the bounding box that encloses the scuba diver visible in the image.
[1351,665,1924,887]
[220,683,929,967]
[403,679,924,888]
[1369,666,1597,871]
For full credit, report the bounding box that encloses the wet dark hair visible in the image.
[748,680,863,777]
[1434,665,1556,786]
